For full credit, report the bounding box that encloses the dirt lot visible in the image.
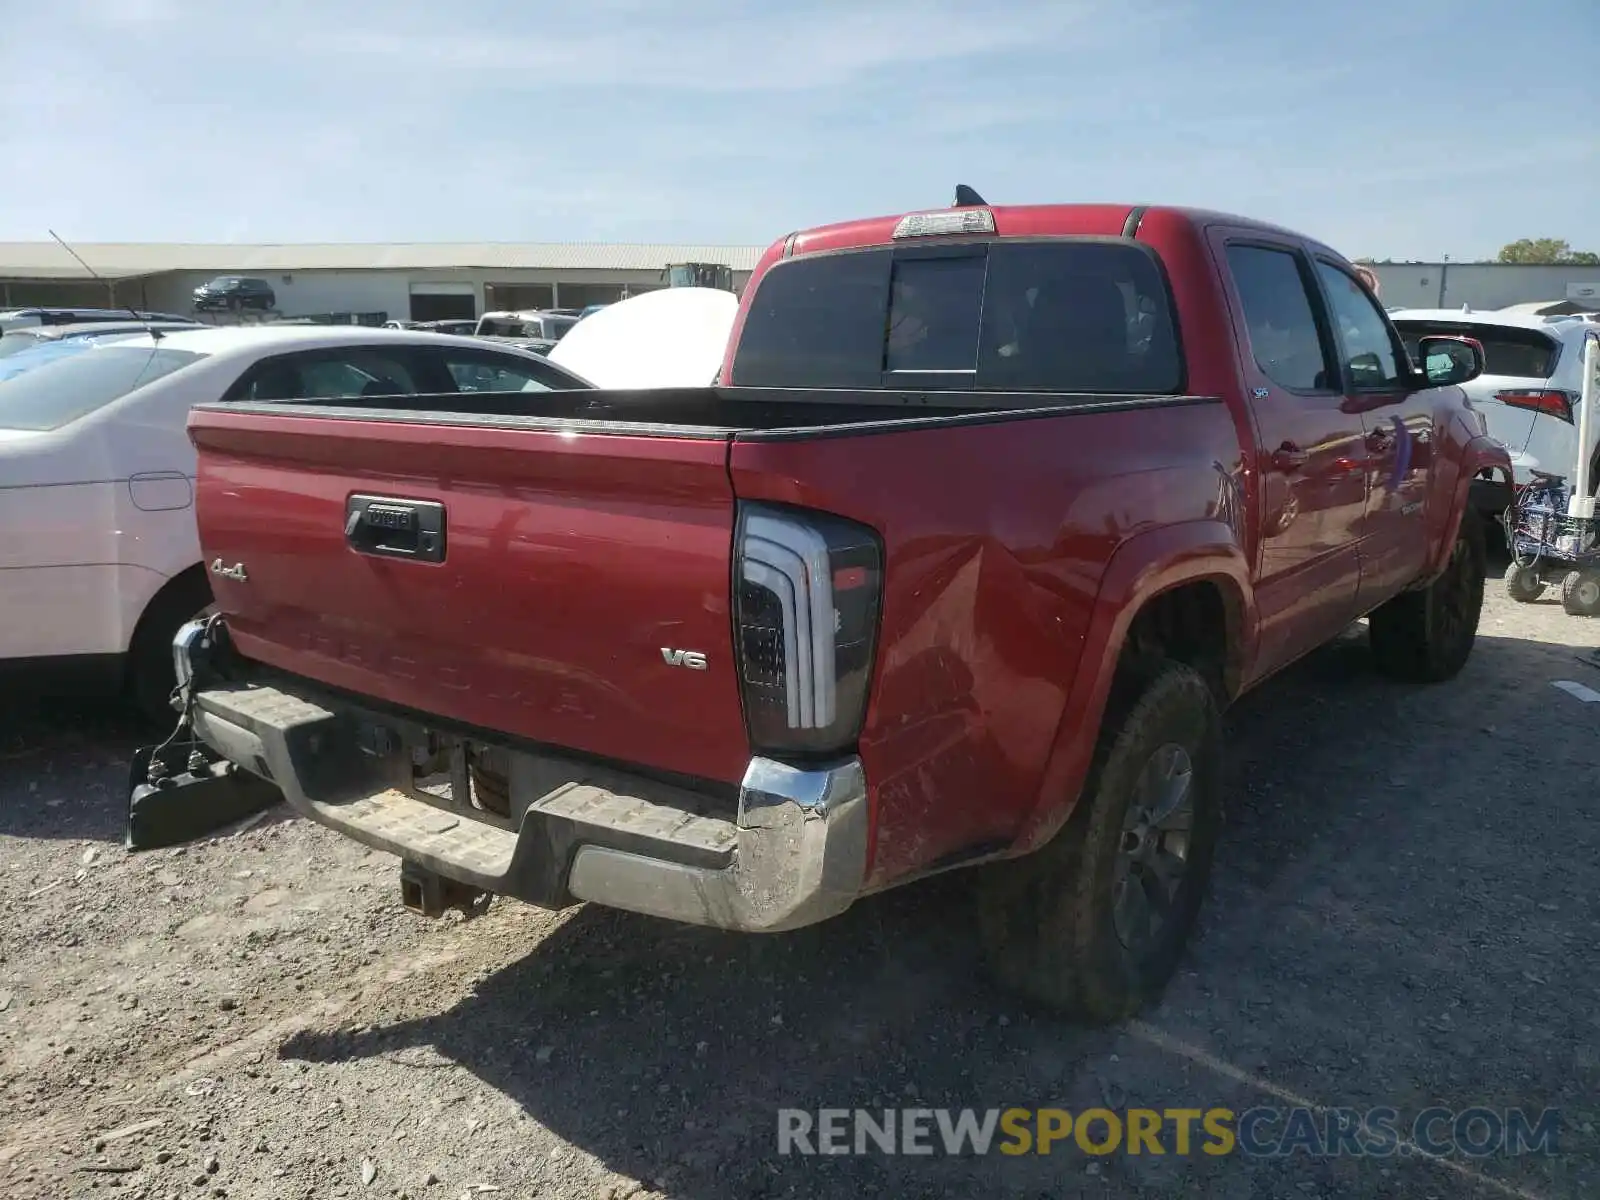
[2,574,1598,1200]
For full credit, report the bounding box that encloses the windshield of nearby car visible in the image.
[1392,319,1558,379]
[0,331,48,359]
[0,344,208,430]
[0,338,101,379]
[0,327,163,360]
[475,317,523,337]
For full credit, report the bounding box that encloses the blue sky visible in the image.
[2,0,1595,261]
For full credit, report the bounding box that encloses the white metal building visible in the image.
[0,242,765,322]
[1367,261,1600,315]
[13,243,1594,325]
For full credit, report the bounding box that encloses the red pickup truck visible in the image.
[162,199,1509,1023]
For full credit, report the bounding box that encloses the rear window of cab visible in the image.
[731,239,1183,394]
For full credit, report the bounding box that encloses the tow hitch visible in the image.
[399,860,492,919]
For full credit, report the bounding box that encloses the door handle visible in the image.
[345,495,447,562]
[1271,442,1309,473]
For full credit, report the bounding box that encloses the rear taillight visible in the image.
[733,502,883,759]
[1496,388,1577,423]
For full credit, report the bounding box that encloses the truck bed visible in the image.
[206,385,1215,441]
[186,382,1233,853]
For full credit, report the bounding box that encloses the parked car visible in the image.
[192,276,277,313]
[0,325,594,724]
[1390,308,1600,514]
[474,310,579,341]
[0,320,209,360]
[382,320,476,334]
[475,335,560,357]
[163,201,1507,1021]
[0,307,198,334]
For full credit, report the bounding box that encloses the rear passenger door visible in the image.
[1310,259,1433,610]
[1209,232,1368,674]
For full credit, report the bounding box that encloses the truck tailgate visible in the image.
[187,406,750,785]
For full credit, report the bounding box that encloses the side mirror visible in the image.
[1416,334,1484,386]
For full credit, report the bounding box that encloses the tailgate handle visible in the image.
[345,495,446,563]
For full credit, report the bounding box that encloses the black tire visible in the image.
[1561,569,1600,618]
[977,659,1222,1024]
[1369,509,1485,683]
[127,571,214,728]
[1503,560,1546,603]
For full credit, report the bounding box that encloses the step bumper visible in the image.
[176,622,867,932]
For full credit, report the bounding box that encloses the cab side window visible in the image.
[297,350,422,398]
[434,348,566,393]
[1315,261,1405,389]
[1225,245,1335,392]
[232,349,423,402]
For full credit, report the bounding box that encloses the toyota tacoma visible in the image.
[150,195,1509,1023]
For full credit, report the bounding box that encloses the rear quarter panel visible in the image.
[0,374,210,659]
[730,400,1246,887]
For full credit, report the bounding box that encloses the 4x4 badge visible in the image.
[210,559,248,582]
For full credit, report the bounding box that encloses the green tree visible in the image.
[1497,238,1600,265]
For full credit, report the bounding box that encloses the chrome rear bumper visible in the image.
[173,620,867,933]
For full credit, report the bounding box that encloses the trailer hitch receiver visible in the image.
[399,861,491,919]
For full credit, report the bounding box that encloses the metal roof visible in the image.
[0,241,767,280]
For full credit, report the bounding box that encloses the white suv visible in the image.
[1390,308,1600,515]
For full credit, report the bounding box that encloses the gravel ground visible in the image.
[2,570,1598,1200]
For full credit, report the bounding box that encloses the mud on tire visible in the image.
[1368,509,1486,683]
[977,659,1222,1025]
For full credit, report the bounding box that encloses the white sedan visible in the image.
[0,325,593,723]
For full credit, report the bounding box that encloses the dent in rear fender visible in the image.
[1010,519,1255,856]
[856,532,1096,887]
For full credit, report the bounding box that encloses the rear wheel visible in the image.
[1369,510,1485,682]
[978,659,1221,1024]
[1503,560,1546,603]
[1561,569,1600,618]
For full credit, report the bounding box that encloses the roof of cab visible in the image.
[784,203,1337,260]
